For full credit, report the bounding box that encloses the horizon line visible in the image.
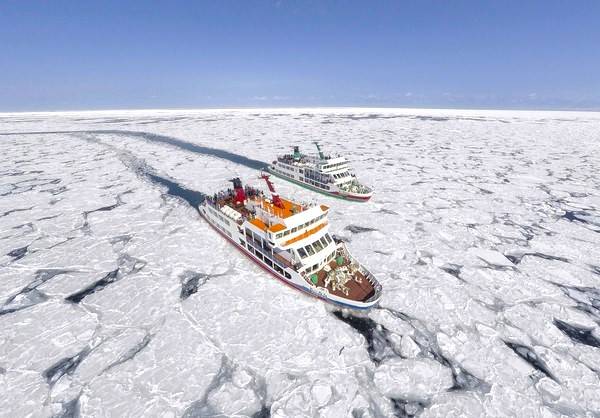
[2,104,600,116]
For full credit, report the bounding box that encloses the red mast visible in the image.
[260,173,284,209]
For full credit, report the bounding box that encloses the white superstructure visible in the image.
[268,143,373,201]
[199,176,381,309]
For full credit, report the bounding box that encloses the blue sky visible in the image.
[1,0,599,111]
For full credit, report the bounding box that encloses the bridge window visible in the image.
[305,245,315,256]
[313,240,324,252]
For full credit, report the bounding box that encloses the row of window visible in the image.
[208,206,230,226]
[274,214,327,239]
[213,218,232,238]
[274,162,296,172]
[302,169,335,190]
[246,228,267,247]
[271,167,289,176]
[297,233,333,259]
[333,171,350,179]
[322,162,347,170]
[304,169,329,182]
[241,237,292,279]
[305,178,330,190]
[304,251,336,275]
[273,164,332,191]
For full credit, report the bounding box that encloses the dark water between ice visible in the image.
[146,172,207,209]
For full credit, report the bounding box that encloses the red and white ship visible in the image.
[268,143,373,201]
[199,175,382,309]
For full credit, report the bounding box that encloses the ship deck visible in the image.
[215,193,305,224]
[213,196,250,221]
[314,257,375,302]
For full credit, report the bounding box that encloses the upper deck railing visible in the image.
[205,185,316,227]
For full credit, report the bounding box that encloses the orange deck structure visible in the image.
[268,223,286,233]
[255,197,304,219]
[249,218,268,231]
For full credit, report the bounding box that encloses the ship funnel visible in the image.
[293,146,301,161]
[228,177,246,204]
[313,142,325,159]
[260,173,284,209]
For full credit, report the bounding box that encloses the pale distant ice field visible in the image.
[1,108,599,417]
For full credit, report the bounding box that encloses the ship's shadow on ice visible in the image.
[146,173,206,209]
[109,130,268,171]
[1,128,268,171]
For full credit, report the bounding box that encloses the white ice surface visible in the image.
[1,108,599,417]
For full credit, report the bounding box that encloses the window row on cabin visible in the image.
[297,233,333,259]
[273,164,332,190]
[274,214,327,239]
[241,237,292,279]
[332,171,350,179]
[213,219,232,238]
[208,206,230,226]
[304,169,329,183]
[322,162,346,170]
[275,162,295,171]
[305,177,331,190]
[305,251,336,274]
[277,161,347,171]
[246,228,267,247]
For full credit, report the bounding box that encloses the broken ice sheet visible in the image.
[0,108,599,417]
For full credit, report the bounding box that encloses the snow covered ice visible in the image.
[1,108,599,417]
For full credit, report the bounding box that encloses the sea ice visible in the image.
[0,108,599,417]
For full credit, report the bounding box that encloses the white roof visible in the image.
[220,205,242,221]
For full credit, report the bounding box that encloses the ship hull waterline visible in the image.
[198,211,377,310]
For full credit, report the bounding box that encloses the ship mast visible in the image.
[260,173,284,209]
[313,142,325,160]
